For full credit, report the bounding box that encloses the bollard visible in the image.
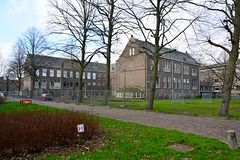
[227,130,238,150]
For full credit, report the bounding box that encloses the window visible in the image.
[215,78,219,83]
[70,71,73,78]
[183,65,189,75]
[76,72,79,78]
[192,79,197,90]
[50,69,54,77]
[87,82,91,85]
[178,78,181,89]
[102,74,106,80]
[129,48,135,56]
[87,72,91,79]
[98,73,101,80]
[174,63,180,74]
[63,71,68,78]
[192,67,197,76]
[187,79,190,89]
[92,82,96,86]
[163,77,167,88]
[83,72,85,79]
[42,69,47,77]
[93,73,96,80]
[167,77,171,88]
[163,61,171,72]
[36,69,39,76]
[42,80,47,89]
[173,77,177,89]
[183,78,187,89]
[57,70,61,77]
[98,82,102,86]
[150,59,154,70]
[156,76,160,88]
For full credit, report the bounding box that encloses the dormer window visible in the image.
[129,48,135,56]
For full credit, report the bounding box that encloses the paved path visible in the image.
[9,97,240,145]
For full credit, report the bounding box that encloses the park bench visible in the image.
[20,99,32,105]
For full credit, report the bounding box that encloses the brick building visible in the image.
[24,55,106,97]
[111,36,200,98]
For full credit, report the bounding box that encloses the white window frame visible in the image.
[93,73,96,80]
[183,65,189,75]
[83,72,85,79]
[87,72,91,79]
[50,69,54,77]
[63,71,68,78]
[192,67,197,76]
[57,70,61,77]
[76,72,79,78]
[167,77,171,88]
[163,61,171,72]
[174,63,180,74]
[42,69,47,77]
[163,77,167,88]
[36,69,39,76]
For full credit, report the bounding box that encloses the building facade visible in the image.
[24,55,106,97]
[111,36,200,98]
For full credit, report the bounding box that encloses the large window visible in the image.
[156,76,160,88]
[183,78,186,89]
[63,71,68,78]
[87,72,91,79]
[93,73,96,80]
[76,72,79,78]
[83,72,85,79]
[50,69,54,77]
[187,79,190,89]
[163,61,171,72]
[36,69,39,76]
[173,77,177,89]
[57,70,61,77]
[192,79,197,90]
[192,67,197,76]
[129,48,135,56]
[42,69,47,77]
[174,63,180,74]
[70,71,73,78]
[167,77,171,88]
[183,65,189,75]
[178,78,181,89]
[163,77,167,88]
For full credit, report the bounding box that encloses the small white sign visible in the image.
[77,124,84,133]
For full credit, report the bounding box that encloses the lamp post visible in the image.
[122,69,126,106]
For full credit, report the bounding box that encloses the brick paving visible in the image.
[9,97,240,145]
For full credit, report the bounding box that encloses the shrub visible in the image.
[0,96,6,105]
[0,109,101,157]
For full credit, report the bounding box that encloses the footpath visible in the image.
[8,97,240,145]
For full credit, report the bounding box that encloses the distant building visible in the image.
[24,55,106,97]
[110,36,200,98]
[200,60,240,96]
[0,77,22,91]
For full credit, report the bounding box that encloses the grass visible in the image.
[1,101,240,159]
[87,98,240,118]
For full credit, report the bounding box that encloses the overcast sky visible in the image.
[0,0,47,59]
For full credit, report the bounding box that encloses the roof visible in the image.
[29,54,106,72]
[129,36,198,65]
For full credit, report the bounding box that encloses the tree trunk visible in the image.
[146,0,160,110]
[78,65,84,103]
[219,1,240,117]
[30,78,36,98]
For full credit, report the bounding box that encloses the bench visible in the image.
[20,99,32,105]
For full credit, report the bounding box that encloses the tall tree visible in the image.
[7,39,25,92]
[0,50,7,77]
[92,0,123,105]
[190,0,240,117]
[22,27,48,98]
[48,0,101,102]
[124,0,197,110]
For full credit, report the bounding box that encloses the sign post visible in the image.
[77,124,84,133]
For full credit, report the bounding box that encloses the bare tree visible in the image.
[48,0,102,102]
[22,27,48,98]
[7,39,25,92]
[91,0,123,105]
[190,0,240,117]
[124,0,197,110]
[0,50,8,77]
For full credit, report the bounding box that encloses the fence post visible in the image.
[227,130,238,150]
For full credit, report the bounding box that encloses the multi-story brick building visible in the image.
[111,36,200,98]
[24,55,106,97]
[200,60,240,96]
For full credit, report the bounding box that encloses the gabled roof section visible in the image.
[132,37,198,65]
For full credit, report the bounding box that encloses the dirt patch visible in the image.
[166,143,195,153]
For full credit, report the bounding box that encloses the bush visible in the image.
[0,96,6,105]
[0,109,101,157]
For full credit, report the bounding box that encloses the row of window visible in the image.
[155,76,198,90]
[151,61,197,76]
[35,80,105,89]
[36,69,105,80]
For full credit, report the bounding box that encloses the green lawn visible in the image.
[1,102,240,159]
[89,98,240,118]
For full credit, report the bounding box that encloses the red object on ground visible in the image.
[39,94,53,101]
[20,99,32,105]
